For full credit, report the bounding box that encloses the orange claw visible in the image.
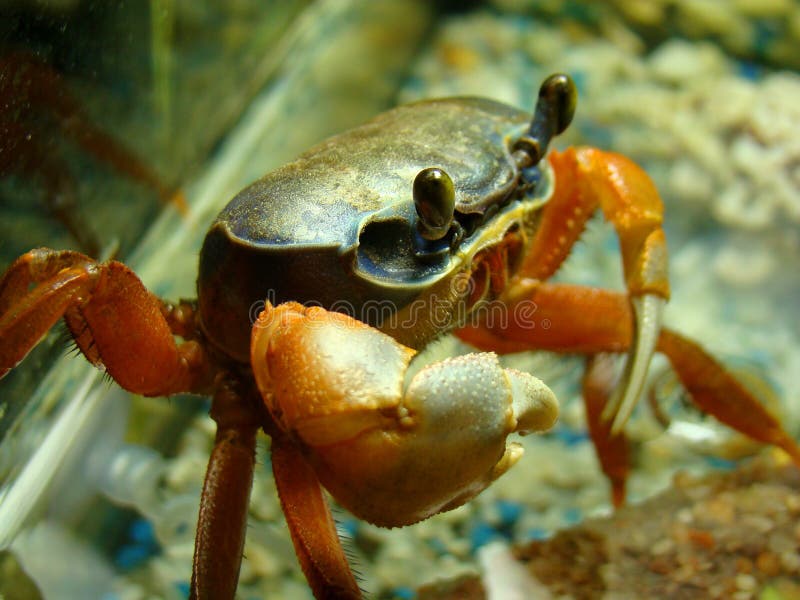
[248,301,556,595]
[251,301,558,528]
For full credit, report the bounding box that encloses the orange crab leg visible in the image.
[583,354,629,508]
[458,281,633,356]
[271,430,362,599]
[457,281,800,501]
[526,147,669,297]
[522,147,671,432]
[190,380,260,600]
[657,328,800,465]
[0,248,211,395]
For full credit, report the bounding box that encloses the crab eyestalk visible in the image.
[413,167,456,241]
[513,73,577,168]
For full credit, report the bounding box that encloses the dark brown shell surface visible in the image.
[198,97,533,362]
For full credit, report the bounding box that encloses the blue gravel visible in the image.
[115,518,160,570]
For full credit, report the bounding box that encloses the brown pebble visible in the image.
[735,573,757,592]
[676,508,693,523]
[670,523,689,544]
[498,454,800,599]
[725,538,744,553]
[741,514,774,534]
[648,557,672,575]
[688,528,715,550]
[673,563,697,583]
[755,551,782,577]
[735,557,754,574]
[780,551,800,573]
[708,583,726,598]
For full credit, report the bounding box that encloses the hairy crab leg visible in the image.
[0,248,265,597]
[190,380,260,600]
[0,248,212,395]
[523,147,670,433]
[457,281,800,502]
[270,429,362,599]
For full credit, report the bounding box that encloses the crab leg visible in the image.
[271,429,361,599]
[657,328,800,465]
[582,354,629,508]
[0,248,212,394]
[522,147,670,432]
[191,380,260,600]
[457,281,800,501]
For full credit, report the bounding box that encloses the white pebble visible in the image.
[649,40,729,83]
[712,243,775,287]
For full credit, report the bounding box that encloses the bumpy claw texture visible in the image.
[251,302,558,527]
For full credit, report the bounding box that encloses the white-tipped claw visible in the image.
[505,368,559,434]
[602,294,665,434]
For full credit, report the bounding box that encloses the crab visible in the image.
[1,74,798,599]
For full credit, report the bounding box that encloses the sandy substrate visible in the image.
[419,451,800,599]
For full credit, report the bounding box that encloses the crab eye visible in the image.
[513,73,577,166]
[541,73,577,136]
[413,167,455,241]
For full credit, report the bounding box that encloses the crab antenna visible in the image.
[513,73,577,167]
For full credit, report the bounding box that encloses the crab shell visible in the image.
[198,97,552,362]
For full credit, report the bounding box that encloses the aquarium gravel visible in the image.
[417,452,800,599]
